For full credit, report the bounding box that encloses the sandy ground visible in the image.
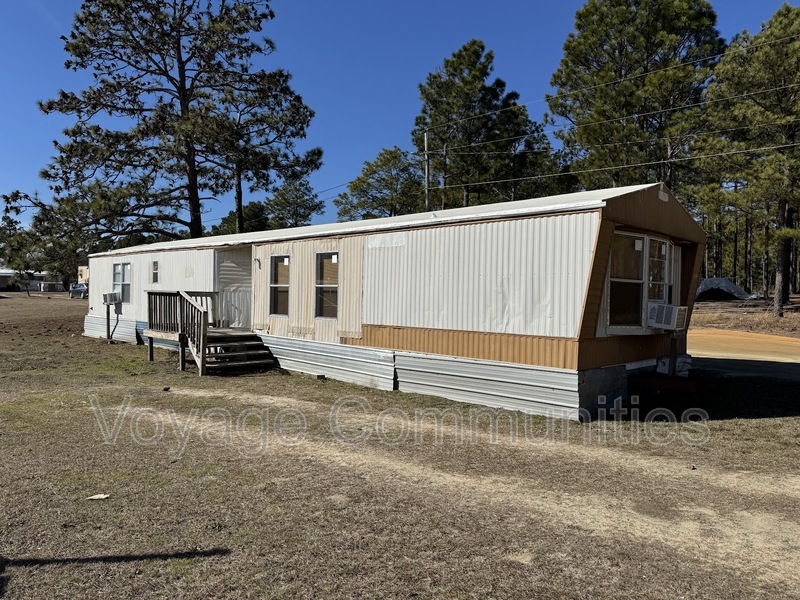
[688,329,800,381]
[689,329,800,363]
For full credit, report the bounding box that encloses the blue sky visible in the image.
[0,0,792,229]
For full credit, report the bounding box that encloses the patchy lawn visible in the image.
[692,294,800,338]
[1,293,799,599]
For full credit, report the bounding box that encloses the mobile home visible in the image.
[84,183,706,419]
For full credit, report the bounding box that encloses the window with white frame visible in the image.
[151,260,159,284]
[608,233,673,329]
[270,256,290,316]
[113,263,131,303]
[647,238,670,303]
[315,252,338,318]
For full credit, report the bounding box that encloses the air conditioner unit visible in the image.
[647,302,688,331]
[103,292,122,305]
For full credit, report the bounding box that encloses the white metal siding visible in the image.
[87,249,216,323]
[363,212,599,339]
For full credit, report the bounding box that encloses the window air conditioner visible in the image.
[647,302,688,331]
[103,292,121,305]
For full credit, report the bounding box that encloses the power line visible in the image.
[419,81,800,155]
[423,32,800,133]
[435,141,800,191]
[542,82,800,136]
[444,117,800,157]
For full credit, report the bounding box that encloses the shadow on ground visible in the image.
[627,357,800,421]
[0,548,230,597]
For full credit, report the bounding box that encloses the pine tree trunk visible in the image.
[714,217,723,278]
[186,150,204,239]
[235,162,244,234]
[733,212,739,285]
[763,222,770,301]
[745,214,752,292]
[779,205,793,305]
[772,198,787,315]
[779,238,791,304]
[774,248,786,317]
[702,214,708,279]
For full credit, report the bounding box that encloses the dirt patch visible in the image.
[689,329,800,364]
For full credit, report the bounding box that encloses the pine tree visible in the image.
[34,0,319,240]
[699,3,800,316]
[413,40,567,209]
[548,0,725,191]
[334,147,424,221]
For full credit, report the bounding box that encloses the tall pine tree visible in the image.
[32,0,319,240]
[413,40,567,209]
[698,3,800,315]
[548,0,724,191]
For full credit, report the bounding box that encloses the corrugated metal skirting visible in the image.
[83,314,139,344]
[395,351,580,420]
[83,314,179,350]
[259,334,395,391]
[84,315,583,419]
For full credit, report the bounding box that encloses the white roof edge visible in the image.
[90,183,657,258]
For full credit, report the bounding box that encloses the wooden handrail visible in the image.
[147,291,215,375]
[178,291,208,376]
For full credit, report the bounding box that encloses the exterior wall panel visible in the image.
[337,236,364,339]
[252,237,363,342]
[577,334,676,371]
[314,318,339,344]
[252,242,291,331]
[88,249,216,323]
[362,212,599,339]
[345,325,579,370]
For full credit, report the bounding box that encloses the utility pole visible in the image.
[424,131,431,212]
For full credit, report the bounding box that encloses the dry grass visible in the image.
[692,295,800,338]
[1,293,799,599]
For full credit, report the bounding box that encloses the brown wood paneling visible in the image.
[603,187,706,244]
[681,242,704,316]
[577,334,674,371]
[349,325,681,372]
[345,325,579,370]
[578,217,615,340]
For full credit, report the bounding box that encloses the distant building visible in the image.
[0,263,47,292]
[78,265,90,284]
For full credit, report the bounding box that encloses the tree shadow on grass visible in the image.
[0,547,230,597]
[628,358,800,421]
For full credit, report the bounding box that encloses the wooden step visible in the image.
[207,332,262,339]
[206,340,266,350]
[205,358,274,370]
[206,350,273,360]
